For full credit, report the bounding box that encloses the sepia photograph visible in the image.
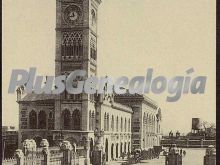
[2,0,216,164]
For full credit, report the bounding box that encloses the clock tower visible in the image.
[54,0,102,146]
[55,0,100,76]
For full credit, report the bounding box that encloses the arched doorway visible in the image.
[105,139,108,161]
[116,143,119,158]
[111,144,114,160]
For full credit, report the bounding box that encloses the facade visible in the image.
[114,94,162,150]
[16,0,162,162]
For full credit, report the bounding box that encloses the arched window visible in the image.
[143,113,146,146]
[151,116,154,133]
[29,110,37,129]
[61,32,83,59]
[89,111,92,130]
[104,113,107,131]
[128,119,130,132]
[153,116,156,133]
[62,109,71,130]
[107,114,109,131]
[146,114,149,133]
[38,111,47,129]
[90,38,96,60]
[91,9,96,26]
[143,113,146,132]
[92,111,95,130]
[111,115,114,131]
[49,111,53,118]
[149,115,152,133]
[121,117,123,132]
[72,109,80,130]
[116,116,119,132]
[125,118,127,132]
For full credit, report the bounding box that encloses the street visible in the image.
[107,148,206,165]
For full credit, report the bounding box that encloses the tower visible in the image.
[54,0,102,142]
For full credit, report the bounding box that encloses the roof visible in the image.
[20,93,59,102]
[114,92,159,110]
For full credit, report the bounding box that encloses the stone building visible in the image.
[114,94,162,150]
[16,0,162,162]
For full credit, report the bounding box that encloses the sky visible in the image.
[2,0,216,134]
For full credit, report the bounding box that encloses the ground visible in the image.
[106,148,206,165]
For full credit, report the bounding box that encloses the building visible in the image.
[114,94,162,150]
[2,126,18,159]
[16,0,162,162]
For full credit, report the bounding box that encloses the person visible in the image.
[127,151,130,159]
[102,152,106,165]
[122,152,125,159]
[169,146,172,152]
[183,150,186,156]
[180,148,182,156]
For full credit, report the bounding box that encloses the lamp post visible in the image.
[93,129,105,165]
[94,129,104,151]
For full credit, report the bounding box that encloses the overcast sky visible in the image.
[3,0,216,134]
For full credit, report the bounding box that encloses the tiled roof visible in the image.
[20,93,59,102]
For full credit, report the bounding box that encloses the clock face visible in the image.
[63,5,82,26]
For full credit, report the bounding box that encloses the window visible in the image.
[104,113,107,131]
[89,111,92,130]
[111,115,114,131]
[121,117,123,132]
[69,94,82,100]
[62,109,71,130]
[89,111,95,131]
[49,111,53,118]
[48,111,54,130]
[107,114,109,131]
[29,110,37,129]
[125,118,127,132]
[90,37,97,60]
[91,111,95,130]
[61,32,83,58]
[91,9,96,26]
[116,116,119,132]
[38,111,47,129]
[128,119,130,132]
[72,109,80,130]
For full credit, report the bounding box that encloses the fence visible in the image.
[2,140,85,165]
[161,139,216,148]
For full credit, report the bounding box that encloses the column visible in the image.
[85,138,90,165]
